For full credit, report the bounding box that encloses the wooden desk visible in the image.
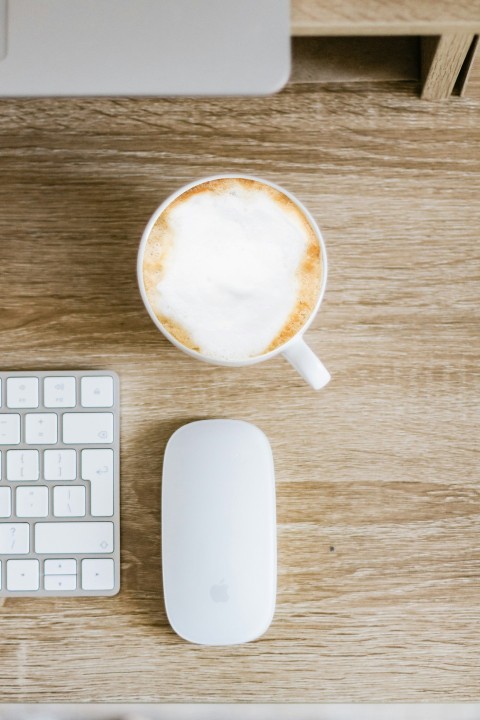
[291,0,480,100]
[0,80,479,702]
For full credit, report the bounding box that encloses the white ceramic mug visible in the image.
[137,175,330,390]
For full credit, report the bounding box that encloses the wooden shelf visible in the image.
[291,0,480,36]
[290,1,480,99]
[290,37,420,84]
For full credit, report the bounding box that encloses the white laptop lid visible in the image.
[0,0,290,96]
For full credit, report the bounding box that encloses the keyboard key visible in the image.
[35,521,114,554]
[0,487,11,517]
[7,449,39,481]
[16,486,49,517]
[44,376,76,408]
[81,376,114,408]
[44,449,77,481]
[63,413,113,444]
[0,414,21,445]
[44,558,76,575]
[44,574,77,591]
[6,377,39,409]
[0,370,119,597]
[81,448,114,517]
[25,413,57,445]
[0,523,30,554]
[82,558,114,590]
[7,559,39,591]
[53,486,86,517]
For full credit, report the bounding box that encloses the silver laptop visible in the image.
[0,0,290,96]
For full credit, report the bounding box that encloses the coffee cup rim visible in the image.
[137,173,328,367]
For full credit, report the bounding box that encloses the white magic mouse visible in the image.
[162,419,276,645]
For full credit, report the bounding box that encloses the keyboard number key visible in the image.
[82,558,114,590]
[6,377,39,409]
[44,376,76,408]
[7,559,39,591]
[0,414,20,445]
[25,413,57,445]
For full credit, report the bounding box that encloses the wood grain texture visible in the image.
[457,36,480,97]
[469,43,480,99]
[292,0,480,36]
[0,80,479,702]
[421,34,476,100]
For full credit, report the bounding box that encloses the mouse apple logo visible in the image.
[210,579,229,603]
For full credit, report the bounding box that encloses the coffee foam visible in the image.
[142,178,322,361]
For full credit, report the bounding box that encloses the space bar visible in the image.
[35,522,114,554]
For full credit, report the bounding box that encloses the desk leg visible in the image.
[421,33,477,100]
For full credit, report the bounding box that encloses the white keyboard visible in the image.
[0,371,120,596]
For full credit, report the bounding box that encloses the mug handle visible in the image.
[282,337,331,390]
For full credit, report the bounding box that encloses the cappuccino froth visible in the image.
[142,178,322,361]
